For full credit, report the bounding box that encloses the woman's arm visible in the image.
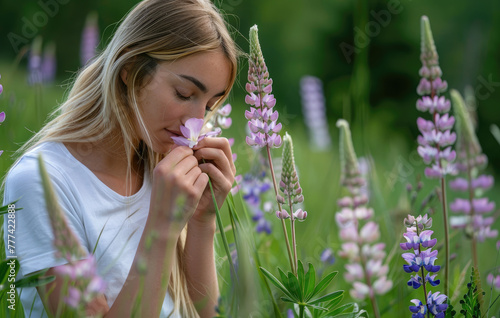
[184,216,218,318]
[38,146,208,317]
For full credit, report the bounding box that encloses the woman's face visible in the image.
[134,49,232,154]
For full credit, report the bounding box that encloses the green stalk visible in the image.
[266,145,295,274]
[207,178,238,286]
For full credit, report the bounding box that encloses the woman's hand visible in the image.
[191,137,236,224]
[149,145,209,236]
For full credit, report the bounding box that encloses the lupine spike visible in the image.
[336,119,360,189]
[421,16,438,65]
[450,90,481,156]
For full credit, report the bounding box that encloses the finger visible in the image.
[198,162,233,192]
[194,147,234,180]
[160,146,194,168]
[194,138,235,174]
[193,172,209,195]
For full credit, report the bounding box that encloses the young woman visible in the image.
[2,0,238,317]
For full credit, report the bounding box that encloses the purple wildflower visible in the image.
[335,120,392,306]
[28,37,43,85]
[41,42,56,83]
[239,172,273,235]
[81,12,99,66]
[416,17,456,178]
[320,248,335,265]
[171,118,221,148]
[401,214,448,317]
[245,25,282,148]
[299,76,331,151]
[448,90,497,252]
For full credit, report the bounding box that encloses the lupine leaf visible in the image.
[326,293,344,310]
[326,302,354,315]
[459,267,483,317]
[309,290,343,305]
[444,299,456,318]
[472,267,485,315]
[278,267,289,289]
[260,267,295,300]
[311,271,338,298]
[304,263,316,301]
[297,260,305,297]
[287,272,302,301]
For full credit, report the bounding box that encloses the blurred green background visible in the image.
[1,0,500,316]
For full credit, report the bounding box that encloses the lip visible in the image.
[165,129,182,137]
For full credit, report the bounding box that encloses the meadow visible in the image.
[1,1,500,317]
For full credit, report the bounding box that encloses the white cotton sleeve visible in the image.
[2,154,90,276]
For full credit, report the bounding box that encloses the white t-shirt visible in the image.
[2,141,180,317]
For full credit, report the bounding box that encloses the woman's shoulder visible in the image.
[5,141,77,190]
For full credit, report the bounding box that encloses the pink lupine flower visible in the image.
[335,119,392,311]
[245,25,282,148]
[171,118,221,148]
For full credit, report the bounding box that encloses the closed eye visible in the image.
[175,90,191,101]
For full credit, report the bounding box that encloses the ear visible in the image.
[120,68,128,86]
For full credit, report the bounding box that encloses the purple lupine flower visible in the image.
[28,37,43,85]
[448,89,498,248]
[41,42,56,83]
[320,248,335,265]
[171,118,221,148]
[416,17,456,179]
[402,214,448,317]
[487,274,500,291]
[335,120,392,304]
[299,76,331,151]
[245,25,282,148]
[239,172,274,235]
[81,12,99,66]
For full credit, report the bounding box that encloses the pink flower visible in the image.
[171,118,221,148]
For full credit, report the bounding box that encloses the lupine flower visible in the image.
[41,42,56,84]
[171,118,221,148]
[320,248,335,265]
[81,12,99,66]
[28,37,43,85]
[401,214,448,317]
[335,119,392,306]
[276,133,306,221]
[38,155,106,310]
[53,255,106,308]
[245,25,282,148]
[448,90,497,244]
[416,16,456,178]
[487,273,500,291]
[299,76,331,151]
[238,172,273,235]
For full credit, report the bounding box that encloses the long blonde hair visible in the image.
[16,0,238,316]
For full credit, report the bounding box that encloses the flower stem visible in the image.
[439,176,450,299]
[289,198,298,275]
[266,145,295,274]
[416,225,430,318]
[465,152,479,270]
[299,304,305,318]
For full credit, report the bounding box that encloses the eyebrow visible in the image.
[178,74,226,97]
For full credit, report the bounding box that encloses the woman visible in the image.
[2,0,238,317]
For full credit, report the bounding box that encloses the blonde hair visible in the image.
[15,0,238,316]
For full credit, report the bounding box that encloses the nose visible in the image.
[181,100,208,123]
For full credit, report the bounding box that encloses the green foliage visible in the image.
[459,267,485,317]
[260,261,353,316]
[445,299,456,318]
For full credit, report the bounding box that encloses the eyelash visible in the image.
[176,90,213,112]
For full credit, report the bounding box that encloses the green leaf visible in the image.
[0,200,22,215]
[311,271,338,299]
[14,268,55,288]
[326,293,344,310]
[0,259,19,289]
[297,260,305,296]
[304,263,316,301]
[287,272,302,301]
[327,302,354,316]
[260,267,295,301]
[309,291,343,305]
[304,303,328,311]
[278,267,289,289]
[280,296,296,303]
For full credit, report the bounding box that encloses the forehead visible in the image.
[155,50,232,91]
